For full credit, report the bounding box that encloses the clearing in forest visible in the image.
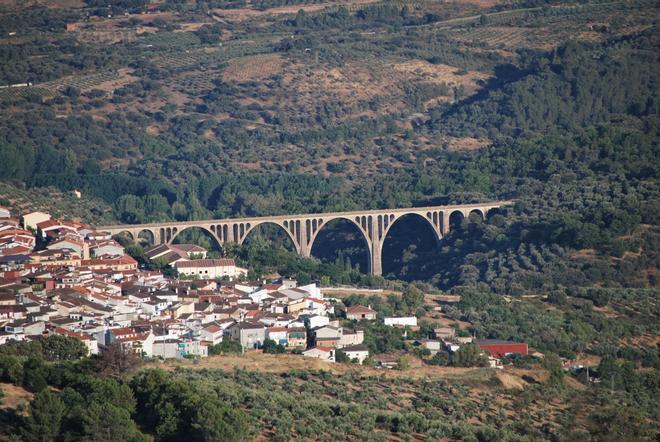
[223,54,286,82]
[0,383,33,411]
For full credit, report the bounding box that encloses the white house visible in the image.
[384,316,417,327]
[175,259,247,280]
[226,321,265,349]
[89,240,124,257]
[0,207,10,218]
[278,288,308,301]
[340,344,369,364]
[266,326,288,346]
[302,297,329,316]
[46,235,85,255]
[22,212,51,230]
[303,314,329,330]
[200,322,224,345]
[152,340,181,359]
[338,329,364,348]
[248,289,273,304]
[302,346,335,362]
[297,283,321,298]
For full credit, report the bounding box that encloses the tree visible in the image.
[208,340,243,355]
[426,351,449,366]
[542,352,565,387]
[41,335,88,361]
[23,358,49,392]
[262,339,285,354]
[452,344,488,367]
[78,401,143,442]
[22,390,66,442]
[0,354,23,384]
[191,401,250,442]
[94,343,142,378]
[402,285,424,311]
[335,349,350,363]
[590,403,655,441]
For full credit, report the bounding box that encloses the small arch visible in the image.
[242,222,297,251]
[170,225,222,252]
[469,209,485,223]
[449,210,465,230]
[113,231,135,247]
[137,229,155,247]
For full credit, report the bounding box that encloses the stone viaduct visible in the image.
[99,201,512,276]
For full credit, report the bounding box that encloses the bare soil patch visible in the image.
[495,371,527,390]
[0,0,84,10]
[223,54,286,82]
[212,0,381,22]
[0,383,33,411]
[446,136,491,151]
[321,287,401,298]
[392,60,488,95]
[281,58,487,117]
[158,351,497,380]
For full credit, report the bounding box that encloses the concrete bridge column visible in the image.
[441,211,451,236]
[152,229,161,246]
[225,223,236,244]
[370,239,382,276]
[298,220,310,257]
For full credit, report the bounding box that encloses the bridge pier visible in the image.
[370,239,382,276]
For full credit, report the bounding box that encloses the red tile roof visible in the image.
[346,305,376,314]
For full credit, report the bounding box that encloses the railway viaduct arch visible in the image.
[101,201,512,276]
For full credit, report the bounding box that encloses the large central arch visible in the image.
[381,213,442,279]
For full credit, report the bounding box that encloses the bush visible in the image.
[209,340,243,355]
[261,339,285,354]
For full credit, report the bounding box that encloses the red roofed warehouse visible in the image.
[475,339,528,358]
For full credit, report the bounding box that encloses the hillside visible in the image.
[0,0,657,289]
[0,1,657,440]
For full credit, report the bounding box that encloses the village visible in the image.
[0,205,530,368]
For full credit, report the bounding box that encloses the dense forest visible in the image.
[0,0,657,289]
[0,0,658,355]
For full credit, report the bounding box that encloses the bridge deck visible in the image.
[99,201,513,230]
